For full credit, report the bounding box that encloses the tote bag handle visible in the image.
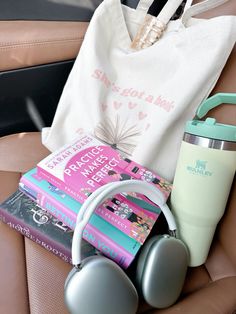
[184,0,194,12]
[136,0,154,15]
[182,0,230,25]
[136,0,229,24]
[136,0,185,23]
[131,0,230,49]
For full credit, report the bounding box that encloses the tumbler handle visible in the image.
[195,93,236,119]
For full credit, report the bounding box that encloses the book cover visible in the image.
[19,169,141,268]
[36,133,171,242]
[0,190,96,264]
[98,194,158,244]
[37,133,171,206]
[21,167,160,244]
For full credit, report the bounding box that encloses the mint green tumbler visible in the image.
[170,93,236,267]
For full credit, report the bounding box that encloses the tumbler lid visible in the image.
[185,118,236,142]
[186,93,236,142]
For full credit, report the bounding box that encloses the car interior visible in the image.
[0,0,235,313]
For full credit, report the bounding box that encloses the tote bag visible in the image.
[42,0,236,181]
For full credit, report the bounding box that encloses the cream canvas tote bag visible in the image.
[42,0,236,181]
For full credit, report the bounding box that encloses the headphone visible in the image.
[64,180,189,314]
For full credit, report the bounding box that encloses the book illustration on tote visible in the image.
[0,190,96,264]
[19,169,145,268]
[21,167,161,245]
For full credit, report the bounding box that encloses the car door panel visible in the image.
[0,60,74,137]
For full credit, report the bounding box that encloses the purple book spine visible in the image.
[0,209,72,264]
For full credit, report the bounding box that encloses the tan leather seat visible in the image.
[0,84,235,314]
[0,2,236,314]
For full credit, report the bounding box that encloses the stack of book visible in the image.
[0,133,172,268]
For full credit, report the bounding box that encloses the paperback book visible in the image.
[19,168,143,268]
[37,133,171,207]
[0,189,96,264]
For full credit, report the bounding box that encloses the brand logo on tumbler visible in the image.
[186,160,213,177]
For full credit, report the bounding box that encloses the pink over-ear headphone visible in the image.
[64,180,188,314]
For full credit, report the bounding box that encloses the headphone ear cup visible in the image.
[65,256,138,314]
[136,235,188,308]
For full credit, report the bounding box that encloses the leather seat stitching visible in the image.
[0,38,84,50]
[0,35,86,46]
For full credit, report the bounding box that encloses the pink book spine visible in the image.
[20,176,134,268]
[37,167,87,203]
